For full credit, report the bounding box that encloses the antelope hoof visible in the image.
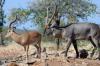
[76,55,79,58]
[36,55,41,59]
[95,57,100,60]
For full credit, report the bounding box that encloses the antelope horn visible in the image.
[45,7,49,25]
[47,5,57,25]
[9,15,19,28]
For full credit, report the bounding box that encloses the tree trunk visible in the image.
[0,32,4,45]
[0,0,5,45]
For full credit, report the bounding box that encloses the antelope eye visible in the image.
[47,27,50,29]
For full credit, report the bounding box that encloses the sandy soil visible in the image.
[6,58,100,66]
[0,42,100,66]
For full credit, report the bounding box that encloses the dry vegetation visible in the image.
[0,41,94,60]
[0,41,37,59]
[0,41,99,66]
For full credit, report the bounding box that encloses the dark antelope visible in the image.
[45,21,100,59]
[44,7,100,59]
[44,5,61,51]
[5,17,41,62]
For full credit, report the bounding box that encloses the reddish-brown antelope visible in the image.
[5,18,41,62]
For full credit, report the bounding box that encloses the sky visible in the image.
[87,0,100,24]
[3,0,37,30]
[4,0,31,14]
[3,0,100,29]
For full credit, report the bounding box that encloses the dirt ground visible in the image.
[32,58,100,66]
[0,42,100,66]
[2,50,100,66]
[6,58,100,66]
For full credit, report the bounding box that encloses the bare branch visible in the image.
[0,0,5,7]
[45,7,49,24]
[1,0,5,7]
[48,5,58,25]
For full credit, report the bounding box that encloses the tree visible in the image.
[8,8,31,22]
[8,0,96,31]
[0,0,5,45]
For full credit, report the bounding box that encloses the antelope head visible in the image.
[44,5,58,35]
[5,16,18,38]
[44,5,61,36]
[5,27,16,38]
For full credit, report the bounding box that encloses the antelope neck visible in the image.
[11,32,20,41]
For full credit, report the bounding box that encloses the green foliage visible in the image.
[31,0,96,18]
[8,8,32,22]
[8,0,96,31]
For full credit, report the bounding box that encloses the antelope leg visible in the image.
[24,45,29,63]
[65,38,71,57]
[34,44,41,58]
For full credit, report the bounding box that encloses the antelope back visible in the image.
[24,31,41,44]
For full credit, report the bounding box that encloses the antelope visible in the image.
[45,21,100,59]
[44,7,100,60]
[5,17,41,63]
[44,5,61,51]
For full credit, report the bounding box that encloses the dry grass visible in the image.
[0,41,37,59]
[7,62,19,66]
[0,43,23,58]
[0,41,93,59]
[0,41,98,66]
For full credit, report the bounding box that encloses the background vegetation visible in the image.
[0,0,98,45]
[8,0,96,31]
